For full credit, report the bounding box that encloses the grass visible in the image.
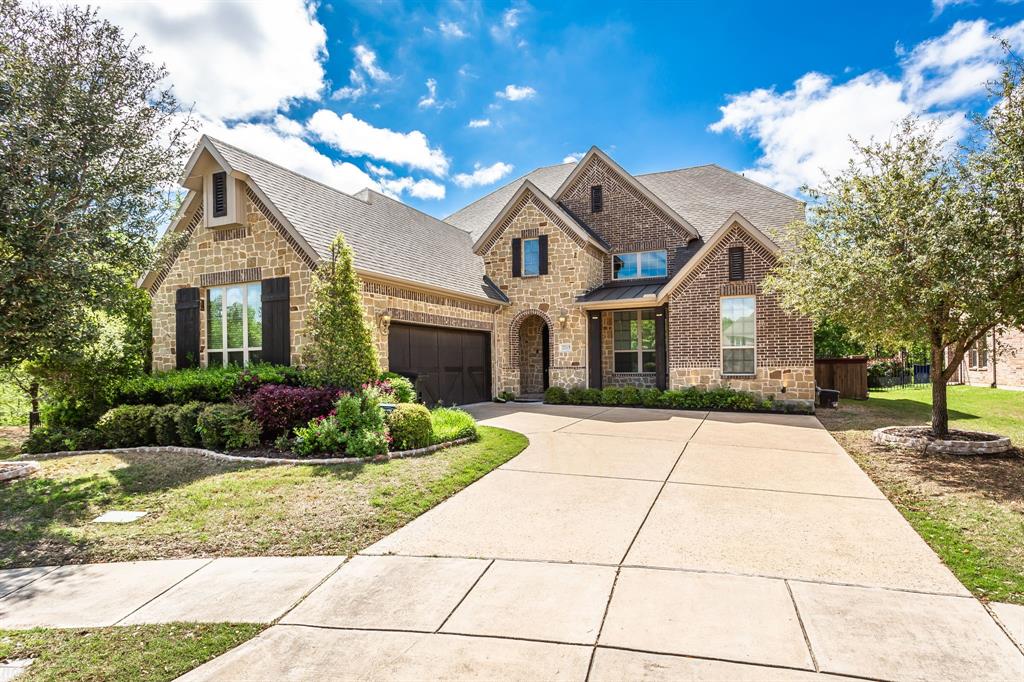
[0,378,29,427]
[0,426,527,568]
[818,384,1024,603]
[429,406,477,443]
[0,623,262,682]
[0,426,27,461]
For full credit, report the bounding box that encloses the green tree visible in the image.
[0,1,191,369]
[813,318,865,358]
[307,233,380,388]
[767,111,1024,436]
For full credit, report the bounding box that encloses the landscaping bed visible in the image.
[542,384,814,413]
[0,623,263,682]
[0,426,527,568]
[818,385,1024,604]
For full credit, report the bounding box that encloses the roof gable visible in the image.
[553,147,699,241]
[472,180,610,255]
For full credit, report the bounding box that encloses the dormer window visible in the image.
[590,185,603,213]
[212,171,228,218]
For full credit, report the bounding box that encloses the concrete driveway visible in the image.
[182,404,1022,681]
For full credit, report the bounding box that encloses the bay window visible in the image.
[207,282,262,367]
[613,310,656,373]
[721,296,755,375]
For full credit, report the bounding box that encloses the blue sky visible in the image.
[94,0,1024,218]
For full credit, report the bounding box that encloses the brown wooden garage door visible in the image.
[387,324,491,406]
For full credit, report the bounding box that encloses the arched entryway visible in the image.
[518,314,550,397]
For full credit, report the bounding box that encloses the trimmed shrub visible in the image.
[232,364,306,398]
[620,386,642,406]
[543,386,568,405]
[380,372,416,403]
[601,387,624,406]
[566,387,587,405]
[581,388,602,405]
[196,404,260,451]
[97,405,157,448]
[22,426,103,454]
[115,364,306,408]
[293,416,347,457]
[387,403,433,450]
[248,384,339,438]
[430,407,477,443]
[175,401,208,447]
[639,388,662,408]
[152,404,184,446]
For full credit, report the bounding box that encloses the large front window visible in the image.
[613,250,667,280]
[721,296,755,375]
[614,310,656,373]
[207,282,262,367]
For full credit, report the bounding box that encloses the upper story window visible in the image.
[721,296,755,376]
[968,336,989,369]
[613,250,668,280]
[522,237,540,277]
[207,282,262,367]
[590,185,603,213]
[613,310,656,373]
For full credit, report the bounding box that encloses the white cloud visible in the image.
[272,114,305,137]
[87,0,326,120]
[439,20,467,39]
[709,19,1023,194]
[331,44,391,100]
[453,161,515,188]
[417,78,448,110]
[308,110,450,176]
[562,152,584,163]
[194,116,377,194]
[379,176,446,200]
[365,162,393,177]
[468,118,492,128]
[932,0,970,16]
[496,84,536,101]
[490,7,523,41]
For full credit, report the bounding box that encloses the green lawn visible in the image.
[0,623,262,682]
[0,426,527,568]
[818,385,1024,603]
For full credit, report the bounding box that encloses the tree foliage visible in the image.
[766,55,1024,435]
[0,1,192,368]
[307,233,380,388]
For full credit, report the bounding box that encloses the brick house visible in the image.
[947,328,1024,390]
[142,138,814,406]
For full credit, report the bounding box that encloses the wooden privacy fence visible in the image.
[815,357,868,399]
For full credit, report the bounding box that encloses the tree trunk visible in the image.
[930,343,949,437]
[28,381,40,432]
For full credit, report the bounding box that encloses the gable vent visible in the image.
[212,171,228,218]
[590,185,603,213]
[728,246,745,281]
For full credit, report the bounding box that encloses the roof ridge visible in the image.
[636,163,716,177]
[357,188,477,241]
[641,162,802,205]
[205,135,369,203]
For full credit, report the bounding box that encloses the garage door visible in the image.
[387,324,491,406]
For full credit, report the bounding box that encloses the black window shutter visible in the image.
[511,238,522,277]
[728,246,745,281]
[538,235,549,275]
[212,171,228,218]
[588,312,603,389]
[590,185,603,213]
[261,277,291,366]
[175,287,200,369]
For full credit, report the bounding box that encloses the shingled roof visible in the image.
[444,161,805,246]
[206,137,504,303]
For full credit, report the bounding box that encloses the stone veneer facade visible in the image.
[481,193,604,395]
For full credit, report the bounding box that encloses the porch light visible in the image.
[558,314,568,328]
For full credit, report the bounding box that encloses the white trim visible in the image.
[206,282,262,367]
[720,294,756,377]
[657,212,780,304]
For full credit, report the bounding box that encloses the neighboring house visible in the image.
[142,137,814,406]
[947,328,1024,390]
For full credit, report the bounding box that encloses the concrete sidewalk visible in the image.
[2,404,1022,681]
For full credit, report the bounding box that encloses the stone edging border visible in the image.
[15,436,476,466]
[0,461,40,482]
[871,426,1013,455]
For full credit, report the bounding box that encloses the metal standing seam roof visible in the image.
[207,138,504,303]
[576,281,665,303]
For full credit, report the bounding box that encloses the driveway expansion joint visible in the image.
[113,558,214,626]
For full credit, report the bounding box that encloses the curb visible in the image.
[16,436,477,466]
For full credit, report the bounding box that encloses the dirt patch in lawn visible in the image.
[0,426,527,569]
[819,391,1024,603]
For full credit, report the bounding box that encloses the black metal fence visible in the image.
[868,363,931,390]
